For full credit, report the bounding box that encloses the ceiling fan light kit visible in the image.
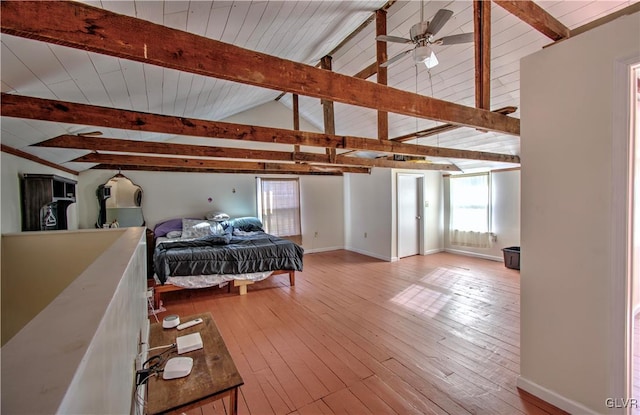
[413,45,439,68]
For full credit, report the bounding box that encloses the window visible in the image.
[449,173,490,232]
[257,178,302,244]
[449,173,492,247]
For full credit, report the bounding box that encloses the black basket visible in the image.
[502,246,520,270]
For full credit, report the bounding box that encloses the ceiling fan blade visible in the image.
[380,49,412,67]
[426,9,453,36]
[375,35,413,44]
[434,32,474,46]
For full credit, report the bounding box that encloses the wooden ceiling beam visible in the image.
[36,135,460,171]
[393,123,459,143]
[2,93,519,164]
[492,0,570,41]
[292,94,300,154]
[36,135,304,161]
[92,164,344,176]
[320,55,337,162]
[334,155,459,171]
[376,9,389,141]
[0,0,519,136]
[0,144,78,175]
[474,0,491,110]
[392,106,518,142]
[353,62,378,80]
[73,153,371,174]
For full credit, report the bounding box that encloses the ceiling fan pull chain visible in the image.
[415,64,419,142]
[427,69,440,149]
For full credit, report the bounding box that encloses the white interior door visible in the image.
[398,174,422,258]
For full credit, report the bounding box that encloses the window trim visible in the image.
[256,177,302,244]
[449,172,491,233]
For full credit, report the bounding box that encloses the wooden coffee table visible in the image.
[146,312,243,414]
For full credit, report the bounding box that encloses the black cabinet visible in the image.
[21,174,77,231]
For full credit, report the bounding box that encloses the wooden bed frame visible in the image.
[152,269,295,308]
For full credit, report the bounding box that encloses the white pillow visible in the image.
[206,211,231,222]
[166,230,182,239]
[181,219,224,239]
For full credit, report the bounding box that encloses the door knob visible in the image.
[416,216,421,220]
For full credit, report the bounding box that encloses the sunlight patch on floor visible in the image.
[390,268,453,317]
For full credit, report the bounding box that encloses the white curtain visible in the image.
[449,230,493,248]
[449,173,493,248]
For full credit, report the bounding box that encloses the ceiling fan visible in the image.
[376,7,473,69]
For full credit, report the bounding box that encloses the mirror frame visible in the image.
[96,173,145,228]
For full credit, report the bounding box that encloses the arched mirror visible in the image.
[96,174,144,228]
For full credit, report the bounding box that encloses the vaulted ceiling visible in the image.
[1,0,637,175]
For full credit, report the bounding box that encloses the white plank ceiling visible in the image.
[1,0,637,173]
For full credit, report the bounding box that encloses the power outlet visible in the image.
[314,231,318,238]
[364,232,368,238]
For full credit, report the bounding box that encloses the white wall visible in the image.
[79,170,345,252]
[344,168,394,260]
[443,169,521,261]
[1,228,147,414]
[491,170,521,253]
[520,12,640,414]
[1,152,79,233]
[423,170,445,255]
[300,175,344,252]
[345,168,443,261]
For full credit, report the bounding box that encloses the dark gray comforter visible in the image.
[154,231,304,284]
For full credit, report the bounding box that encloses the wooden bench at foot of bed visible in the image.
[152,270,295,307]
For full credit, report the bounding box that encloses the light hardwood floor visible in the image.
[152,250,567,415]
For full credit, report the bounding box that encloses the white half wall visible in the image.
[520,12,640,414]
[1,228,147,414]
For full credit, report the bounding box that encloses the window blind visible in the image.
[257,178,301,240]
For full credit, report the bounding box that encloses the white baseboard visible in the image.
[311,247,496,263]
[516,376,598,415]
[444,248,503,262]
[304,246,344,254]
[345,247,393,262]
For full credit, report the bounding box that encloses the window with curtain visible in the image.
[257,178,302,244]
[449,173,492,248]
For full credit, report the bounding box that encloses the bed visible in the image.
[151,216,303,306]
